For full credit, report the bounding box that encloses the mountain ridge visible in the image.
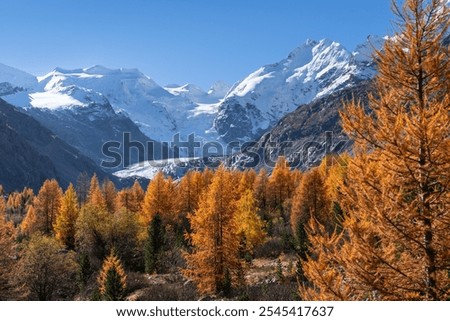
[213,35,384,143]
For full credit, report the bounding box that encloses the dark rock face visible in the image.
[214,98,266,143]
[230,81,372,171]
[0,99,108,192]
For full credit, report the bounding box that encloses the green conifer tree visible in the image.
[144,214,165,274]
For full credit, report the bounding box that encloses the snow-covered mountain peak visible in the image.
[214,37,383,143]
[37,65,171,100]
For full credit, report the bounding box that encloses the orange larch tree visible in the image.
[0,206,16,299]
[302,0,450,300]
[88,174,107,210]
[33,179,63,235]
[102,179,117,214]
[54,183,79,250]
[183,166,242,295]
[140,171,173,227]
[268,156,295,219]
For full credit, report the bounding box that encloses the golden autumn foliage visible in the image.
[319,153,350,203]
[75,202,139,267]
[18,233,77,300]
[34,179,63,235]
[97,251,127,301]
[302,0,450,300]
[140,171,174,227]
[75,204,110,263]
[104,208,140,267]
[88,174,107,210]
[0,195,5,217]
[5,187,34,224]
[268,156,295,218]
[183,166,242,295]
[0,196,5,218]
[234,189,267,254]
[102,179,117,214]
[20,203,38,236]
[175,170,207,217]
[54,183,79,250]
[238,170,257,194]
[0,210,16,299]
[116,180,144,213]
[290,168,330,233]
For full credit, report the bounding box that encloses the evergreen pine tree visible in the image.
[144,214,164,274]
[77,252,92,291]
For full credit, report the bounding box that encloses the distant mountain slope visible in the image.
[0,99,108,192]
[24,99,159,169]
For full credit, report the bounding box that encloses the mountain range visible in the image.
[0,35,385,189]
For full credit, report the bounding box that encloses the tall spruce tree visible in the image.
[144,214,165,274]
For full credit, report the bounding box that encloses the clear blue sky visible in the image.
[0,0,395,89]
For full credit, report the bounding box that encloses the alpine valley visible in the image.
[0,35,385,190]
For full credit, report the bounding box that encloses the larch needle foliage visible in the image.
[183,166,242,295]
[234,189,267,254]
[54,183,79,250]
[98,251,127,301]
[0,206,16,299]
[140,171,174,227]
[302,0,450,300]
[33,179,63,235]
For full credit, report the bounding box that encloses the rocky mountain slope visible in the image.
[229,81,372,171]
[0,98,108,192]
